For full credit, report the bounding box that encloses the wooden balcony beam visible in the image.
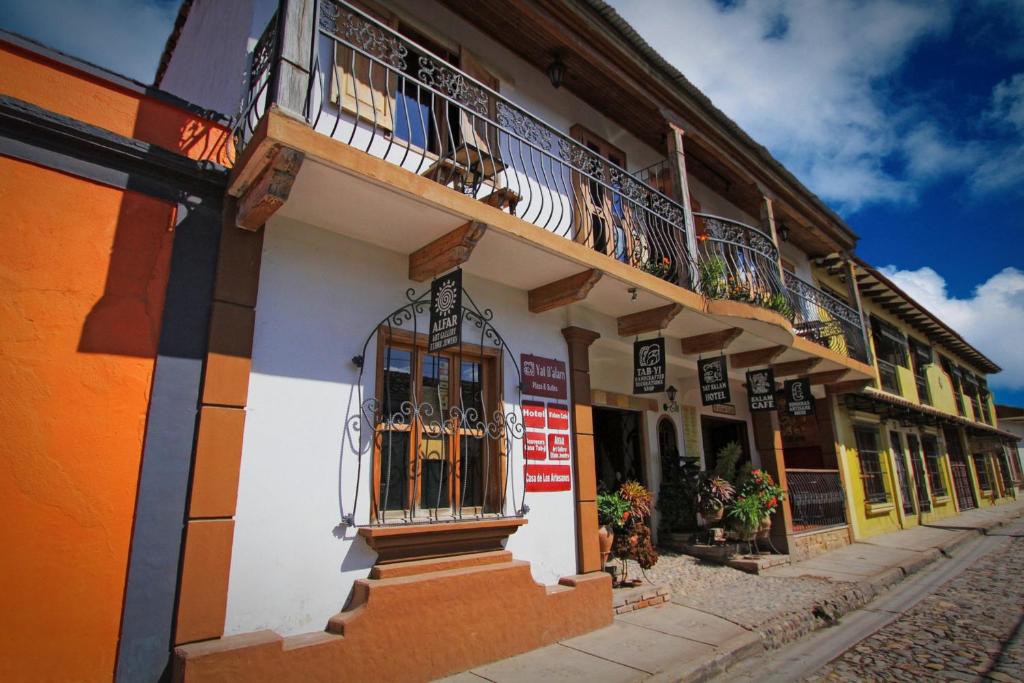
[679,328,742,355]
[617,303,683,336]
[408,221,487,282]
[236,144,304,230]
[729,345,786,369]
[808,369,850,385]
[771,358,823,377]
[528,269,602,314]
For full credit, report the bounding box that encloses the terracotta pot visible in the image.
[756,515,772,542]
[598,524,615,567]
[701,507,725,526]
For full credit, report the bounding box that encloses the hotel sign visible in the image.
[521,354,568,399]
[699,356,731,406]
[428,269,462,352]
[633,337,666,394]
[785,377,815,417]
[746,368,776,412]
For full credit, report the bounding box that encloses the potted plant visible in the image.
[726,494,763,541]
[696,474,734,525]
[597,492,629,568]
[736,469,785,543]
[611,481,659,584]
[699,255,727,299]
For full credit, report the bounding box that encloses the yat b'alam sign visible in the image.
[699,356,731,406]
[428,269,462,352]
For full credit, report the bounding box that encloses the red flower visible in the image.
[767,497,777,508]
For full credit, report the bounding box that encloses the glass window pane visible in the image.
[459,436,484,509]
[378,431,409,511]
[421,354,450,429]
[460,360,483,422]
[382,347,412,423]
[420,456,450,510]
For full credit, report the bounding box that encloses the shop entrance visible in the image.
[593,407,645,493]
[700,416,751,472]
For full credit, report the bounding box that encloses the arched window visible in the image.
[658,417,680,482]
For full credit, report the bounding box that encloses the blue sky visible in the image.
[1,0,1022,403]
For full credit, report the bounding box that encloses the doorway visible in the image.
[593,407,645,493]
[700,416,751,472]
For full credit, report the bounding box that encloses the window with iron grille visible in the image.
[921,436,947,497]
[940,356,966,416]
[871,317,907,394]
[963,372,984,422]
[890,431,915,514]
[977,379,994,425]
[909,338,932,406]
[854,427,890,504]
[973,453,992,491]
[997,452,1014,489]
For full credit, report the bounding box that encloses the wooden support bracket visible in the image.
[679,328,742,355]
[617,304,682,337]
[528,269,602,314]
[771,358,823,377]
[236,144,304,231]
[408,221,487,282]
[729,345,786,369]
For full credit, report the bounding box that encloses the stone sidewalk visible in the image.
[437,501,1024,683]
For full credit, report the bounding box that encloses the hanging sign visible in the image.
[522,401,546,429]
[428,269,462,352]
[699,356,731,406]
[548,432,571,460]
[521,354,568,399]
[633,337,666,394]
[746,368,776,412]
[547,403,570,430]
[785,377,815,417]
[525,431,547,460]
[525,464,572,492]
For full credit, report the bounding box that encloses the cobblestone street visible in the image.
[806,532,1024,682]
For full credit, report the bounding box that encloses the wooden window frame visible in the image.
[921,435,948,498]
[372,327,506,522]
[854,426,890,505]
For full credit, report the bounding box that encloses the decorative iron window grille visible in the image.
[787,469,848,530]
[343,286,527,527]
[921,436,947,498]
[889,431,916,514]
[973,453,992,491]
[907,434,931,512]
[854,427,890,504]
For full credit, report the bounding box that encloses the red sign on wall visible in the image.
[520,354,568,400]
[525,431,547,460]
[548,432,570,460]
[546,403,569,430]
[525,464,572,492]
[523,401,546,429]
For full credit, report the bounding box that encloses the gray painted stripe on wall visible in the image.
[115,201,221,683]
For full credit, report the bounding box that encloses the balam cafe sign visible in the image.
[699,356,731,406]
[746,368,776,412]
[428,269,462,352]
[633,337,666,394]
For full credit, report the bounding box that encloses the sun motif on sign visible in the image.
[434,279,458,316]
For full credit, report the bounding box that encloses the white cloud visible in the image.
[610,0,955,211]
[0,0,179,84]
[878,265,1024,389]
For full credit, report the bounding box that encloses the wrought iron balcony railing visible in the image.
[787,469,848,531]
[236,0,699,287]
[783,271,868,363]
[694,213,787,309]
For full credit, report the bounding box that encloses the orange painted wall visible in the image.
[0,39,233,166]
[0,156,176,681]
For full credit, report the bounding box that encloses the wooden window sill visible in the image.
[865,501,895,515]
[358,517,528,564]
